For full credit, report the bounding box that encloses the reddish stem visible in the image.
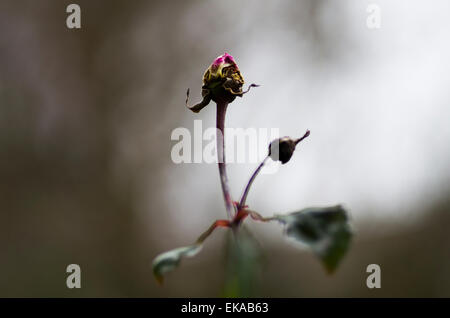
[231,209,249,227]
[216,101,235,219]
[196,219,231,243]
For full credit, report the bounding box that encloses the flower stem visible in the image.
[216,101,235,219]
[238,156,269,209]
[238,130,310,210]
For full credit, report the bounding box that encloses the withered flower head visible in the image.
[186,53,258,113]
[203,53,244,100]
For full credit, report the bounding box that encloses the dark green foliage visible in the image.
[275,205,352,272]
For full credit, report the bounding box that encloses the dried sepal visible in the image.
[185,88,212,113]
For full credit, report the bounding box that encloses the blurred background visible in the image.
[0,0,449,297]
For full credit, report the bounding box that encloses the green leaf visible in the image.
[275,205,352,273]
[152,244,202,284]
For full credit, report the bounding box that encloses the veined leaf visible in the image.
[275,205,352,273]
[152,244,202,284]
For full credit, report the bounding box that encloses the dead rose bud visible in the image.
[269,130,310,164]
[186,52,259,113]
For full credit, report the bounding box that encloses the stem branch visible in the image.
[196,219,230,244]
[239,156,269,209]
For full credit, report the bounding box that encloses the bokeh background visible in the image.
[1,0,449,297]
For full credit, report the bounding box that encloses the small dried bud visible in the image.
[186,53,259,113]
[269,137,296,164]
[268,130,310,164]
